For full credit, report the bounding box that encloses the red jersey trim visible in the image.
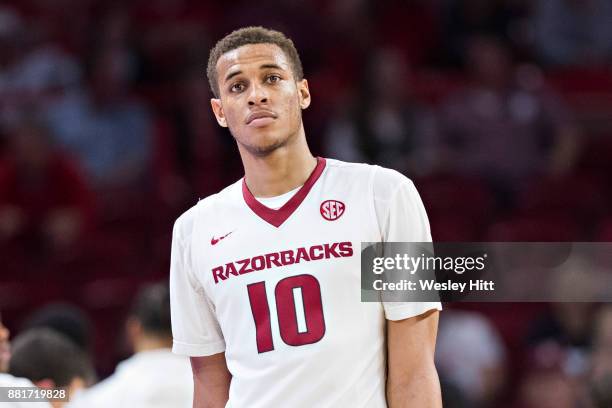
[242,157,327,228]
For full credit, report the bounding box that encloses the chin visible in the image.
[251,140,288,157]
[234,127,282,153]
[243,135,289,157]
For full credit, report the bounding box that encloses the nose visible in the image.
[247,83,269,106]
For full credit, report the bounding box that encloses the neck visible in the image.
[134,336,172,353]
[239,125,316,197]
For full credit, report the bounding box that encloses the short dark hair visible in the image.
[206,26,304,98]
[129,283,171,338]
[22,303,93,352]
[9,328,95,387]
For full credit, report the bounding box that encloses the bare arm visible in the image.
[386,309,442,408]
[190,353,232,408]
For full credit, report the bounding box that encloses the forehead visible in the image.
[216,43,292,78]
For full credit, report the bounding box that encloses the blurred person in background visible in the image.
[0,6,25,122]
[438,35,579,203]
[43,45,153,189]
[589,305,612,408]
[170,65,230,196]
[523,266,601,407]
[525,302,596,400]
[131,0,213,83]
[527,302,598,357]
[0,314,10,373]
[592,304,612,356]
[439,378,471,408]
[0,118,93,256]
[515,364,578,408]
[0,6,81,124]
[435,310,507,407]
[527,264,599,350]
[22,303,94,354]
[439,0,528,66]
[0,314,53,408]
[324,47,438,176]
[531,0,612,66]
[68,283,193,407]
[9,328,95,408]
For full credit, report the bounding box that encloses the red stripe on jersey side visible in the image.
[247,282,275,353]
[242,157,327,228]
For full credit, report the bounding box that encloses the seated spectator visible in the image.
[527,303,597,353]
[0,119,94,255]
[515,363,577,408]
[438,36,579,200]
[439,0,527,66]
[324,47,437,176]
[435,310,507,406]
[593,305,612,350]
[0,6,81,124]
[68,283,193,407]
[8,328,95,408]
[43,46,153,189]
[170,65,229,196]
[525,302,595,403]
[532,0,612,66]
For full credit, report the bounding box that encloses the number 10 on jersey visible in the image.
[247,274,326,353]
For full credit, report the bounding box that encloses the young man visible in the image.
[9,328,94,408]
[0,315,52,408]
[170,26,442,408]
[69,283,193,407]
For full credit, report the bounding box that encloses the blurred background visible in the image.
[0,0,611,406]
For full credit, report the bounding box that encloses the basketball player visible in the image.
[170,26,442,407]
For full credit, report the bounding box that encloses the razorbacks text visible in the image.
[212,242,353,284]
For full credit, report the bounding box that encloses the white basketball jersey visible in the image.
[170,158,441,408]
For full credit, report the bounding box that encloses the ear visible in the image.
[210,98,228,128]
[297,79,311,110]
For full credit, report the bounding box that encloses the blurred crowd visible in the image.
[0,0,611,407]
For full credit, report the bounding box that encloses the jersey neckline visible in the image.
[242,157,326,228]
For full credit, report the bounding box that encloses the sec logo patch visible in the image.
[320,200,345,221]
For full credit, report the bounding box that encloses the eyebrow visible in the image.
[224,63,285,82]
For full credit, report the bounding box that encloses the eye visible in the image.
[230,82,245,93]
[266,74,281,84]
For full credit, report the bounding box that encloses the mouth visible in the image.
[246,110,278,126]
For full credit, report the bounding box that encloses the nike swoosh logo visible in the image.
[211,231,234,246]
